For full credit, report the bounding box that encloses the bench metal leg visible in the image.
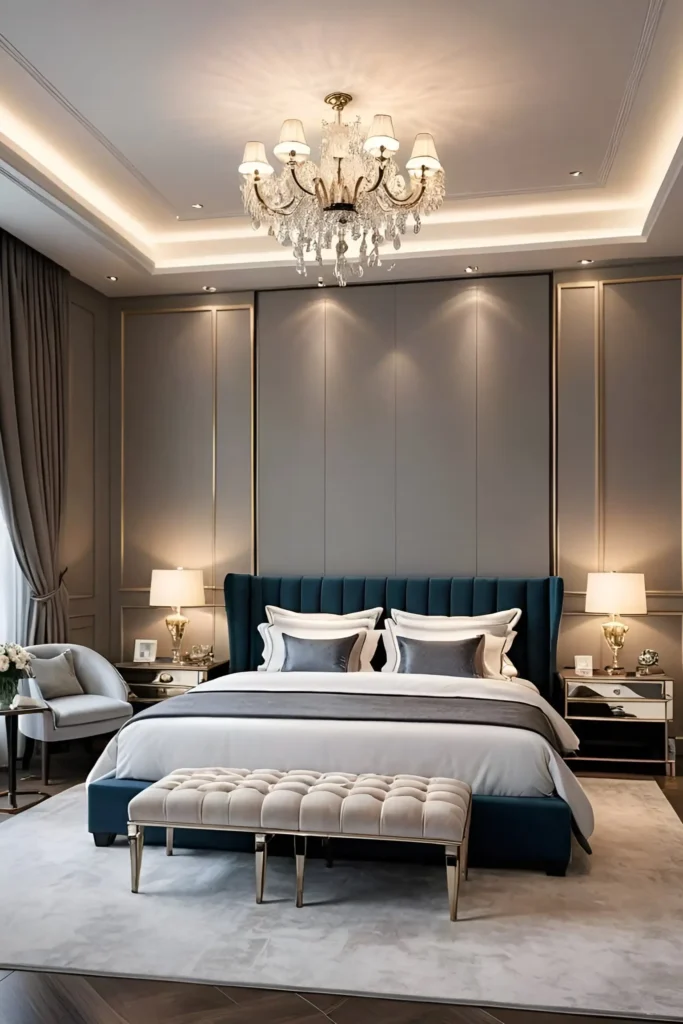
[127,823,144,893]
[255,833,269,904]
[166,827,174,856]
[445,845,461,921]
[294,835,307,908]
[462,802,472,881]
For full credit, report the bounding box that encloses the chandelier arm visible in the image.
[380,178,427,209]
[359,163,386,196]
[315,177,330,208]
[289,166,317,197]
[253,182,299,216]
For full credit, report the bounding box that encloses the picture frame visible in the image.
[574,654,593,678]
[133,639,158,664]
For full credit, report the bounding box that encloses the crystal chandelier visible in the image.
[238,92,445,286]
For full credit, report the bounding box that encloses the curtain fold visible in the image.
[0,229,69,644]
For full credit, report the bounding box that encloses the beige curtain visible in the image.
[0,230,69,643]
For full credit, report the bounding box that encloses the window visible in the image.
[0,509,29,645]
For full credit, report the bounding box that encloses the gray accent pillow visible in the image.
[282,632,360,673]
[31,650,84,699]
[397,634,484,677]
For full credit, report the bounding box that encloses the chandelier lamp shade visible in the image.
[238,92,445,286]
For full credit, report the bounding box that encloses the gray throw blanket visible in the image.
[125,689,563,753]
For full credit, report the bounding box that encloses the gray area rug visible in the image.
[0,778,681,1019]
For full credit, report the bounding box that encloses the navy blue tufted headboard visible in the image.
[224,574,564,703]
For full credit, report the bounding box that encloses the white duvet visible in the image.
[88,671,594,838]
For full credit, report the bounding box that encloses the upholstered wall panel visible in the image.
[121,310,214,590]
[325,288,396,573]
[557,285,599,592]
[62,278,110,654]
[215,308,253,582]
[257,290,325,574]
[476,275,550,575]
[395,282,477,574]
[112,293,254,661]
[603,281,682,591]
[257,276,551,577]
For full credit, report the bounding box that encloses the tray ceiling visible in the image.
[0,0,682,294]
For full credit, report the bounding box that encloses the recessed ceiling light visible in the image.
[106,275,118,281]
[569,170,583,177]
[464,266,478,274]
[202,285,217,293]
[191,203,204,209]
[577,258,594,265]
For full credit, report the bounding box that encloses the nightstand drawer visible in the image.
[566,699,669,721]
[567,680,668,700]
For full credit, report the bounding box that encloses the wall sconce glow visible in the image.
[577,258,594,264]
[569,170,583,177]
[106,275,118,281]
[464,266,478,273]
[202,285,217,292]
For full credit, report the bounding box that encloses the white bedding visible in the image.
[87,671,594,838]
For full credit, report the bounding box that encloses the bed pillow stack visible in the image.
[383,607,522,679]
[258,605,384,672]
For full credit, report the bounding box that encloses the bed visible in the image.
[87,573,593,874]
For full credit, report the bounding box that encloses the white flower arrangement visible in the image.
[0,642,33,674]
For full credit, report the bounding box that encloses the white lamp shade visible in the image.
[149,568,206,608]
[364,114,400,157]
[274,119,310,163]
[585,572,647,614]
[238,141,274,176]
[406,133,441,175]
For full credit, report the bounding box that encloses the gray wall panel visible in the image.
[557,286,599,591]
[257,276,551,579]
[215,308,253,581]
[122,311,214,589]
[63,302,95,599]
[325,287,396,574]
[113,294,254,661]
[476,276,551,575]
[603,280,682,590]
[63,278,111,655]
[257,291,325,574]
[395,281,477,574]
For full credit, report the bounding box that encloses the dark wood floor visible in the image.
[0,744,680,1024]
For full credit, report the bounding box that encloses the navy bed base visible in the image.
[88,777,572,874]
[88,573,573,873]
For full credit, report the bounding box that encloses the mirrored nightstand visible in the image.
[561,670,675,776]
[115,660,229,705]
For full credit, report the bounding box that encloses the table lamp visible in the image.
[149,568,205,664]
[585,572,647,675]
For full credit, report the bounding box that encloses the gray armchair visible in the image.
[19,644,133,783]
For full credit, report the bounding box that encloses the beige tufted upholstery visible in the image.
[128,767,471,843]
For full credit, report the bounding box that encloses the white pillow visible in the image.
[258,622,373,673]
[391,607,521,630]
[265,605,383,629]
[383,620,516,679]
[389,609,521,677]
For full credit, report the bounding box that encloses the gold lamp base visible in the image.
[165,612,189,664]
[601,615,628,675]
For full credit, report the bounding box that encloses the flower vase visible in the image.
[0,672,20,710]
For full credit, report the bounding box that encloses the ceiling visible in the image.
[0,0,682,295]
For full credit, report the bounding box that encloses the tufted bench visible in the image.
[127,768,472,920]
